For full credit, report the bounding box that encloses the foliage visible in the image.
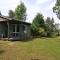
[45,17,55,32]
[31,14,59,37]
[45,17,56,37]
[8,10,15,18]
[53,0,60,19]
[0,11,2,16]
[54,23,60,36]
[31,13,45,28]
[8,2,26,21]
[31,14,57,37]
[31,13,45,36]
[15,2,26,21]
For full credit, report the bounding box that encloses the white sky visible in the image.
[0,0,60,23]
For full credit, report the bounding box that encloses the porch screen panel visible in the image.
[12,25,15,32]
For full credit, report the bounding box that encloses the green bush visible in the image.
[47,32,57,37]
[40,32,47,37]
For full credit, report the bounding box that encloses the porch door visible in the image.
[12,24,19,37]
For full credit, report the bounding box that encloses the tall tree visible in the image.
[0,11,2,16]
[8,10,15,18]
[45,17,55,32]
[31,13,45,36]
[53,0,60,19]
[45,17,56,37]
[15,2,26,21]
[32,13,45,29]
[54,23,60,35]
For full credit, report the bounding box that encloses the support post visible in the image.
[7,21,10,40]
[15,24,17,37]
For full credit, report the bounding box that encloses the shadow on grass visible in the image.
[10,38,34,42]
[0,49,5,54]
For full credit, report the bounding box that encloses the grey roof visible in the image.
[0,16,31,25]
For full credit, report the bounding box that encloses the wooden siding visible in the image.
[0,23,7,38]
[9,23,31,40]
[0,16,31,40]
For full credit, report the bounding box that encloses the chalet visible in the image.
[0,16,31,40]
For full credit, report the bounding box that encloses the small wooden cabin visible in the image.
[0,16,31,40]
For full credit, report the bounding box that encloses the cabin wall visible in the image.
[9,23,31,40]
[19,24,31,39]
[0,23,7,38]
[0,22,31,40]
[23,25,31,39]
[9,23,21,38]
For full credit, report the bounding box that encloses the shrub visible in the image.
[47,32,57,37]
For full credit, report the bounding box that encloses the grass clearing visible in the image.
[0,37,60,60]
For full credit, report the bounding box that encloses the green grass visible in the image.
[0,37,60,60]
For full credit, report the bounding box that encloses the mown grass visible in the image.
[0,37,60,60]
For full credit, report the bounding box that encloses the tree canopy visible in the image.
[8,2,26,21]
[0,11,2,16]
[15,2,26,21]
[32,13,45,29]
[8,10,15,18]
[45,17,55,32]
[31,13,45,36]
[53,0,60,19]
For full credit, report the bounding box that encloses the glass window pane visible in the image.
[17,25,19,32]
[12,25,15,32]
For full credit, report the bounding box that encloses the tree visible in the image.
[45,17,55,32]
[54,23,60,36]
[0,11,2,16]
[15,2,26,21]
[8,10,15,18]
[31,13,45,36]
[53,0,60,19]
[32,13,45,29]
[45,17,56,37]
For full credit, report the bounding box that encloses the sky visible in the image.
[0,0,60,23]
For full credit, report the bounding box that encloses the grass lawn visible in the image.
[0,37,60,60]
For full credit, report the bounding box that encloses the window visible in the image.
[11,24,20,37]
[12,24,20,32]
[17,25,19,32]
[12,25,15,32]
[22,25,25,31]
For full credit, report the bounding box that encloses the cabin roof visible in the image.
[0,16,31,25]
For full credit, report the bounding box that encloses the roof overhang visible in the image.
[0,16,31,25]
